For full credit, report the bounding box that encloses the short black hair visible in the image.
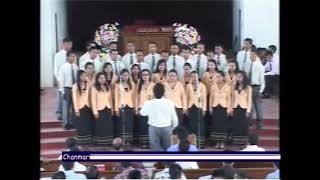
[250,48,257,54]
[244,38,253,44]
[181,45,190,51]
[85,62,95,69]
[66,51,76,57]
[63,37,72,43]
[51,171,66,179]
[251,45,257,51]
[62,161,74,171]
[214,43,223,48]
[168,69,178,75]
[170,43,179,47]
[85,166,99,179]
[265,50,273,57]
[110,49,118,54]
[183,63,192,69]
[249,133,259,145]
[148,42,157,45]
[161,50,169,53]
[206,49,214,53]
[65,137,77,149]
[169,163,183,179]
[127,41,134,44]
[153,83,165,99]
[268,45,277,53]
[211,168,225,178]
[196,42,205,47]
[136,49,144,53]
[88,46,99,51]
[128,169,141,179]
[121,162,131,168]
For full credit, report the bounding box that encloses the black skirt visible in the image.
[230,106,249,145]
[187,105,206,148]
[74,106,93,144]
[176,108,184,126]
[138,108,149,145]
[94,107,113,145]
[209,105,228,142]
[118,106,134,142]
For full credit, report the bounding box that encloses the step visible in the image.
[41,121,63,128]
[41,128,76,138]
[41,137,69,149]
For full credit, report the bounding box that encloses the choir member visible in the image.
[225,61,239,89]
[214,43,228,72]
[160,50,170,62]
[79,46,102,73]
[91,72,114,147]
[167,43,185,79]
[133,50,150,71]
[84,62,95,86]
[236,38,253,71]
[122,41,137,70]
[130,64,141,86]
[209,71,232,149]
[181,63,192,89]
[230,71,252,145]
[144,42,161,72]
[191,43,208,78]
[102,62,118,87]
[152,59,167,84]
[201,59,219,95]
[106,49,126,77]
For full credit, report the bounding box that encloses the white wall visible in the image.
[41,0,67,87]
[233,0,279,53]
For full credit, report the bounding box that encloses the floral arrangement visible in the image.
[94,22,120,46]
[172,23,201,46]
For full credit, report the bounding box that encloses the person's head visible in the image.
[155,59,167,74]
[109,42,117,50]
[234,169,248,179]
[153,83,165,99]
[110,49,119,61]
[62,37,73,51]
[120,69,130,83]
[243,38,253,51]
[183,63,192,76]
[207,59,218,72]
[140,69,151,82]
[215,71,225,83]
[128,169,141,179]
[196,43,205,54]
[265,50,273,61]
[85,165,99,179]
[214,43,224,55]
[103,62,113,75]
[121,162,132,168]
[212,167,236,179]
[163,161,174,168]
[85,62,95,75]
[65,137,77,149]
[225,50,236,62]
[86,41,97,51]
[236,70,249,90]
[256,47,267,60]
[206,50,215,60]
[62,161,74,171]
[161,50,170,60]
[112,137,123,151]
[136,49,144,62]
[250,49,257,62]
[248,133,259,145]
[88,46,99,59]
[131,64,141,76]
[211,168,226,179]
[181,47,191,60]
[51,171,66,179]
[69,146,81,152]
[227,61,238,73]
[268,45,277,54]
[148,42,157,54]
[66,51,77,64]
[76,70,87,94]
[169,163,183,179]
[174,126,190,152]
[127,41,135,53]
[170,43,180,55]
[168,70,178,82]
[191,71,199,83]
[94,72,109,91]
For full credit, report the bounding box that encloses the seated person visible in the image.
[113,162,148,179]
[128,169,142,179]
[241,133,266,151]
[154,162,187,179]
[85,165,99,179]
[61,161,86,179]
[265,162,280,179]
[51,171,66,179]
[58,146,86,171]
[167,126,198,152]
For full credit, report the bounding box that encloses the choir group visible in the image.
[54,37,279,150]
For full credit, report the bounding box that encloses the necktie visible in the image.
[197,55,201,74]
[248,62,253,84]
[243,52,247,64]
[115,62,119,76]
[71,64,75,84]
[173,56,176,70]
[151,55,155,72]
[130,54,133,65]
[217,55,220,66]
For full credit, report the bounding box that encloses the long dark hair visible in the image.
[173,126,190,152]
[130,64,141,84]
[117,69,132,90]
[154,59,167,75]
[94,72,109,91]
[206,59,218,72]
[227,60,239,74]
[235,70,249,93]
[137,69,151,94]
[76,70,86,95]
[102,62,113,81]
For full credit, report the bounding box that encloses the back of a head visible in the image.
[249,133,259,145]
[65,137,77,149]
[128,169,142,179]
[51,171,66,179]
[85,165,99,179]
[169,163,183,179]
[112,137,123,151]
[62,161,74,171]
[212,166,236,179]
[234,169,247,179]
[211,168,226,179]
[176,127,190,152]
[153,83,165,99]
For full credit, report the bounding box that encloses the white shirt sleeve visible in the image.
[170,102,178,127]
[259,64,265,93]
[140,101,150,116]
[58,65,65,92]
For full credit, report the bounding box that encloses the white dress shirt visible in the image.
[144,53,161,72]
[176,161,199,169]
[57,154,87,171]
[183,58,196,70]
[236,50,251,71]
[154,168,187,179]
[265,169,280,179]
[53,49,67,80]
[244,58,265,93]
[79,56,102,73]
[271,53,280,75]
[78,52,89,67]
[140,98,178,128]
[132,61,150,71]
[214,54,228,72]
[167,55,185,80]
[241,145,266,151]
[58,62,78,91]
[264,61,273,75]
[122,52,137,70]
[63,170,87,179]
[106,59,126,77]
[191,54,208,78]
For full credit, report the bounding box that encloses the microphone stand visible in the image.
[195,73,202,150]
[119,75,126,145]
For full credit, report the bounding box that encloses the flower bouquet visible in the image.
[172,23,201,47]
